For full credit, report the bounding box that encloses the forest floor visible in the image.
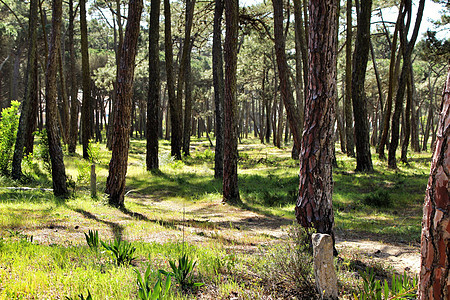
[0,137,429,299]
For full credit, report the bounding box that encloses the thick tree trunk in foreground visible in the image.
[105,0,143,207]
[46,0,68,198]
[146,0,160,170]
[223,0,240,204]
[80,0,92,159]
[213,0,225,179]
[296,0,337,252]
[272,0,302,159]
[352,0,373,172]
[12,0,38,180]
[418,66,450,300]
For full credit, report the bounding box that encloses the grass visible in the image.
[0,136,431,299]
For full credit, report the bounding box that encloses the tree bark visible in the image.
[213,0,225,179]
[272,0,302,159]
[351,0,373,172]
[68,0,79,154]
[146,0,160,170]
[105,0,143,207]
[418,66,450,300]
[46,0,68,198]
[344,0,354,157]
[80,0,92,159]
[11,0,39,180]
[223,0,240,204]
[296,0,337,253]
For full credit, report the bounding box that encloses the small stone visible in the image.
[312,233,338,299]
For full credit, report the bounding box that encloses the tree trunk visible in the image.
[146,0,160,170]
[58,47,70,144]
[80,0,92,159]
[401,70,413,163]
[213,0,225,179]
[46,0,68,198]
[344,0,355,157]
[68,0,78,154]
[296,0,337,254]
[182,42,193,156]
[223,0,240,204]
[272,0,302,159]
[418,66,450,300]
[105,0,143,207]
[351,0,373,172]
[11,0,39,180]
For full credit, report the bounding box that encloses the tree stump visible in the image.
[312,233,338,299]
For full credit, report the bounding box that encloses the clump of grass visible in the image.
[362,189,391,207]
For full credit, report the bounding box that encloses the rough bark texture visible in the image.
[163,0,180,159]
[272,0,302,159]
[223,0,240,204]
[68,0,78,154]
[296,0,337,249]
[344,0,354,157]
[213,0,225,179]
[105,0,143,207]
[418,66,450,300]
[146,0,160,170]
[351,0,373,172]
[80,0,92,159]
[11,0,38,180]
[46,0,68,198]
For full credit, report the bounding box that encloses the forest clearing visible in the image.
[0,138,430,298]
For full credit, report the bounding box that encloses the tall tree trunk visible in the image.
[296,0,337,254]
[213,0,225,179]
[58,47,70,144]
[418,66,450,300]
[68,0,78,154]
[293,0,307,104]
[388,0,425,168]
[80,0,92,159]
[352,0,373,172]
[401,70,413,163]
[146,0,160,170]
[344,0,355,157]
[181,0,196,156]
[105,0,143,207]
[46,0,68,198]
[11,0,38,180]
[272,0,302,159]
[223,0,240,204]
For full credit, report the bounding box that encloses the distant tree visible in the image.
[68,0,79,154]
[46,0,69,198]
[213,0,225,179]
[418,66,450,300]
[296,0,337,253]
[352,0,373,172]
[344,0,354,157]
[105,0,143,207]
[223,0,240,204]
[146,0,160,170]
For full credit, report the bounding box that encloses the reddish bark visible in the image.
[418,67,450,299]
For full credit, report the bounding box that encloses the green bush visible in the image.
[35,129,52,175]
[136,266,171,300]
[0,101,20,175]
[362,189,391,207]
[101,237,136,266]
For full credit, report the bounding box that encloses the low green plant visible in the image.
[101,237,136,266]
[362,189,391,207]
[162,253,203,290]
[6,229,33,243]
[87,140,100,164]
[76,160,90,184]
[354,267,417,300]
[84,230,100,250]
[136,265,171,300]
[0,100,20,175]
[65,290,93,300]
[35,129,52,175]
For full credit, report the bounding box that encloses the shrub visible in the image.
[101,237,136,266]
[136,266,171,300]
[84,230,100,250]
[35,129,52,175]
[362,189,391,207]
[0,101,20,175]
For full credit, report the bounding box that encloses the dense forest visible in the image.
[0,0,449,298]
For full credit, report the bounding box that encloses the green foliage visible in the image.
[101,237,136,266]
[362,189,391,208]
[87,140,100,164]
[84,230,100,250]
[35,130,52,175]
[76,160,90,184]
[135,266,171,300]
[162,253,203,290]
[65,290,93,300]
[354,268,417,300]
[194,149,214,161]
[0,101,20,175]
